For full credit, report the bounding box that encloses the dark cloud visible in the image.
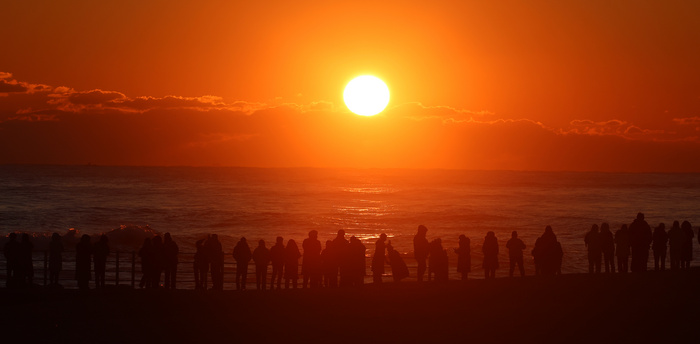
[624,125,665,135]
[569,119,626,127]
[0,80,28,93]
[68,90,126,105]
[673,117,700,125]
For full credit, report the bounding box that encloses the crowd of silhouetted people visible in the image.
[2,212,699,290]
[584,213,696,274]
[2,233,35,288]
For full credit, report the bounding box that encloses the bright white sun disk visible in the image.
[343,76,390,116]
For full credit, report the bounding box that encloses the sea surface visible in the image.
[1,165,699,285]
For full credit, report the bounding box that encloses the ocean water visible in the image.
[1,165,699,286]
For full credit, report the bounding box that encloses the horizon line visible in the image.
[1,163,699,174]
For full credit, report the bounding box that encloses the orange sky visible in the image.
[2,1,700,171]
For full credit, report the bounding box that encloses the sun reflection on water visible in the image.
[339,187,401,194]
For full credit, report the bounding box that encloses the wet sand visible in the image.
[1,269,698,343]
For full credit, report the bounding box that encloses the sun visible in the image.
[343,76,390,116]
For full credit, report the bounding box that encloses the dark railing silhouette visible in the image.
[1,250,432,289]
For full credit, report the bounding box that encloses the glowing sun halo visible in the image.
[343,76,390,116]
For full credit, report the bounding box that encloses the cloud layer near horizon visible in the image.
[2,73,699,172]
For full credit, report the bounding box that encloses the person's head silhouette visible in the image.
[164,232,172,243]
[8,233,16,241]
[657,223,665,230]
[418,225,428,236]
[80,234,90,243]
[379,233,387,242]
[601,223,609,232]
[52,233,60,242]
[211,234,218,241]
[276,236,283,245]
[308,230,318,240]
[337,230,345,239]
[99,235,108,244]
[681,220,691,230]
[22,233,30,243]
[512,231,518,238]
[258,239,265,247]
[673,221,680,228]
[591,224,599,233]
[637,213,644,220]
[459,234,469,245]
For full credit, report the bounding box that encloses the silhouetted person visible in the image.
[506,231,525,277]
[349,236,366,286]
[333,230,350,287]
[321,240,333,287]
[629,213,652,272]
[600,223,615,273]
[48,233,64,286]
[667,221,683,270]
[615,224,630,273]
[538,226,560,276]
[75,234,92,290]
[455,235,471,280]
[429,238,448,282]
[18,233,34,288]
[532,237,542,276]
[233,237,252,290]
[138,238,153,288]
[651,223,668,271]
[371,233,388,284]
[284,239,301,289]
[427,238,437,281]
[414,225,430,282]
[302,230,322,288]
[193,238,208,290]
[253,239,270,290]
[163,232,179,289]
[386,241,409,282]
[585,224,602,274]
[681,221,694,269]
[269,236,285,290]
[3,233,20,288]
[205,234,224,290]
[152,235,164,288]
[93,235,110,289]
[482,232,499,279]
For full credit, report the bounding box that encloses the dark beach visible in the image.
[2,269,698,343]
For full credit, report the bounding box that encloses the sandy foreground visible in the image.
[1,269,698,343]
